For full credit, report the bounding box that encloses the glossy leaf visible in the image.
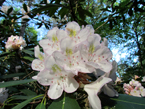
[112,94,145,109]
[36,103,46,109]
[0,73,25,79]
[0,79,36,88]
[23,56,34,61]
[20,89,37,96]
[48,93,80,109]
[22,50,34,55]
[23,3,28,12]
[12,94,44,109]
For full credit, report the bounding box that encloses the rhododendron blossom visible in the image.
[124,77,145,97]
[31,21,116,108]
[5,35,26,50]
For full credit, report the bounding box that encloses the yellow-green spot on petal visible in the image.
[89,44,95,54]
[66,48,72,56]
[52,35,58,42]
[67,28,76,37]
[52,64,61,72]
[38,54,44,61]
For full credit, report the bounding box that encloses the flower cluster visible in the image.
[5,35,26,50]
[32,21,117,109]
[0,82,8,104]
[123,79,145,97]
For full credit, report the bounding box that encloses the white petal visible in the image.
[87,34,101,48]
[87,61,112,73]
[34,45,40,58]
[44,55,58,70]
[84,77,112,94]
[53,51,68,67]
[75,27,90,44]
[39,39,52,49]
[65,21,80,37]
[101,38,108,46]
[109,61,117,82]
[85,25,94,35]
[60,37,76,54]
[56,29,68,41]
[31,59,44,71]
[47,27,58,39]
[48,84,63,99]
[103,84,118,97]
[37,69,56,86]
[32,75,37,80]
[64,77,79,93]
[84,88,101,109]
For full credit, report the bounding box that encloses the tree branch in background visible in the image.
[134,28,144,75]
[69,0,76,21]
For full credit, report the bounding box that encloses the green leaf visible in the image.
[0,79,36,88]
[7,7,13,15]
[12,94,43,109]
[23,3,28,12]
[111,94,145,109]
[0,73,25,79]
[58,7,69,19]
[48,93,80,109]
[23,56,34,61]
[36,103,46,109]
[21,89,37,96]
[22,50,34,55]
[12,95,36,100]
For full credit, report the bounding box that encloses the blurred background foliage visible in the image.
[0,0,145,108]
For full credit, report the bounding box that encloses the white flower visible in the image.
[39,27,67,55]
[31,45,45,71]
[84,77,112,109]
[65,21,91,45]
[95,61,118,97]
[0,82,8,104]
[139,86,145,97]
[142,76,145,82]
[53,50,94,75]
[129,79,140,87]
[80,36,112,73]
[130,89,141,97]
[5,35,26,50]
[33,56,79,99]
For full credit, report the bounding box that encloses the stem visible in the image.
[62,92,66,109]
[95,18,110,32]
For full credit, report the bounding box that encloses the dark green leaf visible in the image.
[58,7,69,19]
[7,7,13,15]
[48,93,80,109]
[21,89,37,96]
[111,94,145,109]
[0,79,36,88]
[12,95,44,109]
[23,3,28,12]
[22,50,34,55]
[0,73,25,79]
[36,103,46,109]
[23,56,34,61]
